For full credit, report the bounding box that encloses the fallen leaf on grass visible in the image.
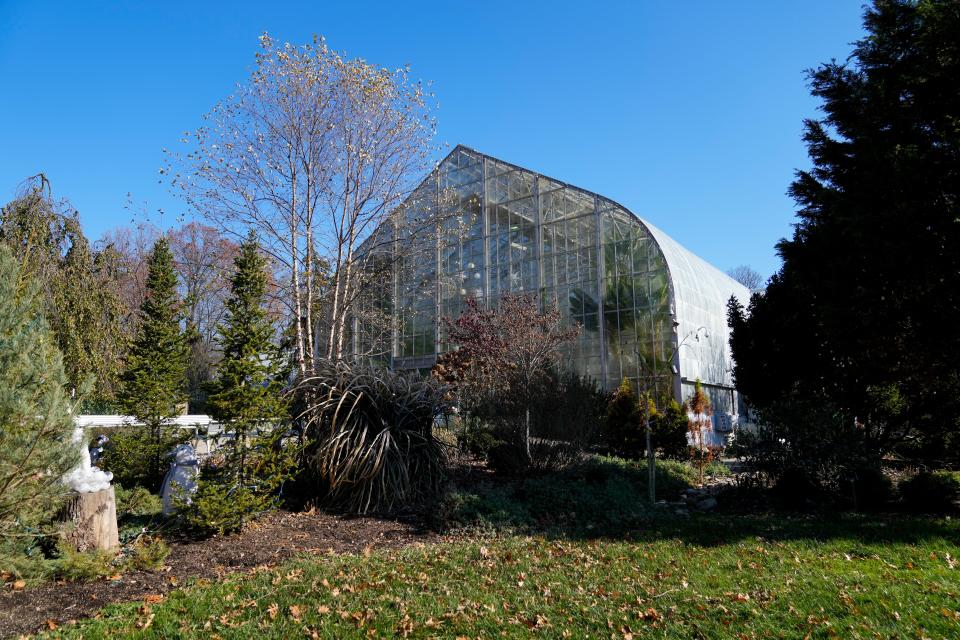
[11,580,25,591]
[267,602,278,620]
[639,608,663,622]
[136,606,155,631]
[395,614,414,637]
[144,594,164,604]
[524,614,549,629]
[289,605,302,621]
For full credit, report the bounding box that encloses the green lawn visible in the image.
[39,514,960,639]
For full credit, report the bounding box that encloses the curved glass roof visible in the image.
[359,145,752,406]
[638,218,751,391]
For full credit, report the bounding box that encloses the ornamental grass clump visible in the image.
[297,361,449,515]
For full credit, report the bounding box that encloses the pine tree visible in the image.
[113,237,189,490]
[189,232,291,534]
[0,245,78,549]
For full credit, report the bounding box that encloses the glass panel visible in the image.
[601,205,674,402]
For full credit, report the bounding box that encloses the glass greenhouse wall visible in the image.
[355,146,751,415]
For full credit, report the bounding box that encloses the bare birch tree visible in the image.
[165,34,437,374]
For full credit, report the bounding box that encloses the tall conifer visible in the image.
[188,232,290,534]
[114,237,189,489]
[207,231,287,474]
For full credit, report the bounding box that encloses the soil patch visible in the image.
[0,509,434,638]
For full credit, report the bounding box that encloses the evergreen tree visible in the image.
[652,400,690,460]
[0,246,78,549]
[730,0,960,468]
[55,231,127,409]
[188,232,291,534]
[605,379,641,457]
[1,177,128,407]
[112,237,189,490]
[0,176,75,291]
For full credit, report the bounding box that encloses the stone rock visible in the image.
[695,497,718,512]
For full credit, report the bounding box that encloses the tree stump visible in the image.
[59,486,120,552]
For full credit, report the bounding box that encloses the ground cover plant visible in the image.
[33,513,960,639]
[440,456,718,536]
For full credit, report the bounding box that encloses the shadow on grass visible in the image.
[436,456,960,548]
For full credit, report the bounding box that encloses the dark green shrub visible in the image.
[604,379,644,457]
[98,426,189,492]
[454,367,601,475]
[183,426,296,537]
[487,441,530,476]
[441,456,695,535]
[122,535,170,571]
[114,485,163,517]
[900,471,960,513]
[457,419,501,458]
[652,400,689,459]
[528,440,584,473]
[298,361,449,514]
[729,395,881,500]
[771,468,823,509]
[846,467,893,511]
[51,544,117,582]
[529,368,605,446]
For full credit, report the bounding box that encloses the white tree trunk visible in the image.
[59,486,119,552]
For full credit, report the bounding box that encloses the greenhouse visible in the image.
[356,146,750,417]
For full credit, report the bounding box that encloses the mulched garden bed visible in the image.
[0,509,436,638]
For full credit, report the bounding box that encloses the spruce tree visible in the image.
[0,246,78,549]
[113,237,189,490]
[188,232,290,534]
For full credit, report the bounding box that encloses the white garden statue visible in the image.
[160,443,200,516]
[62,426,113,493]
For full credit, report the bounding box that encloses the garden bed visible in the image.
[0,509,434,638]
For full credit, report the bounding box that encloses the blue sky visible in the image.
[0,1,866,278]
